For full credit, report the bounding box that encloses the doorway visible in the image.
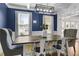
[43,15,53,34]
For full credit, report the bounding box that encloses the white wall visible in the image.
[62,16,79,38]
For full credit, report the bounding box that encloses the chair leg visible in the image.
[65,40,69,56]
[21,52,23,56]
[57,50,60,56]
[73,46,76,56]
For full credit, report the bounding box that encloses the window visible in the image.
[15,11,31,37]
[18,13,30,25]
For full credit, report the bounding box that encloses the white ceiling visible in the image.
[6,3,79,18]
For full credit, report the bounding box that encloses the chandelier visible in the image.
[35,4,56,14]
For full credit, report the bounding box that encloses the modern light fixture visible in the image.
[35,4,55,14]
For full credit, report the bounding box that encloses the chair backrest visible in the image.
[64,29,77,39]
[0,28,18,55]
[64,29,77,47]
[7,29,14,43]
[0,28,10,55]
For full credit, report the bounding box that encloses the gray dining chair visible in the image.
[0,28,23,56]
[64,29,77,56]
[53,29,77,56]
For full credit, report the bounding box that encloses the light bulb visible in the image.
[40,9,42,11]
[43,9,46,12]
[37,8,39,11]
[46,10,48,12]
[49,10,52,12]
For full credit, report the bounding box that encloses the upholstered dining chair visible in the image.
[53,29,77,56]
[64,29,77,56]
[0,28,23,56]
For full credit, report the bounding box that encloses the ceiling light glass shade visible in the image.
[40,9,43,11]
[43,9,46,12]
[37,8,39,11]
[44,9,47,12]
[49,10,52,12]
[46,10,49,12]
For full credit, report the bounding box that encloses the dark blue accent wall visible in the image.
[6,8,33,31]
[6,8,15,31]
[53,14,57,31]
[0,3,57,32]
[32,12,43,31]
[6,8,57,31]
[6,8,43,31]
[0,3,7,28]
